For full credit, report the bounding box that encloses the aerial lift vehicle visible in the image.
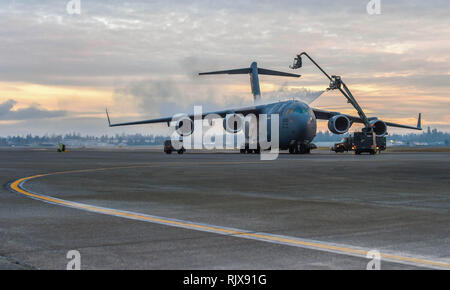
[290,52,421,154]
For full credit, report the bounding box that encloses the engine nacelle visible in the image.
[223,113,244,133]
[328,115,351,134]
[175,117,194,136]
[370,119,387,136]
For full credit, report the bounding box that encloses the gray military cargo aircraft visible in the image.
[106,59,421,154]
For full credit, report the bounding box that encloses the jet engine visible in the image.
[223,113,244,133]
[175,117,194,136]
[328,115,351,134]
[370,119,387,136]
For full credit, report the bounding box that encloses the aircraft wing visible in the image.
[106,105,263,127]
[312,108,422,130]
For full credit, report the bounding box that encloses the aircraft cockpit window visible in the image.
[293,105,308,114]
[272,103,282,112]
[285,109,294,115]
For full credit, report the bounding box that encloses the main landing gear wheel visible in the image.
[289,143,310,154]
[240,144,260,154]
[288,145,297,154]
[246,148,260,154]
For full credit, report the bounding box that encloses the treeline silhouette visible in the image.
[1,127,449,147]
[0,133,168,147]
[314,127,449,145]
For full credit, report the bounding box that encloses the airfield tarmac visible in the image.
[1,148,449,269]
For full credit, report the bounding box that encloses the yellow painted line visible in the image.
[8,166,450,269]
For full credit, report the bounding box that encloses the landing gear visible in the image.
[288,143,311,154]
[240,143,260,154]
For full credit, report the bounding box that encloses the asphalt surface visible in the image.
[1,148,449,269]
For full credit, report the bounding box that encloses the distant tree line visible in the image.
[314,127,449,145]
[0,127,448,147]
[0,133,169,147]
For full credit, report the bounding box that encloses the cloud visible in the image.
[0,99,67,120]
[0,99,16,115]
[1,116,167,136]
[1,1,448,88]
[113,79,187,117]
[263,87,325,104]
[0,1,449,134]
[113,77,253,118]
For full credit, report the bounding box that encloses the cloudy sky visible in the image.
[0,0,449,136]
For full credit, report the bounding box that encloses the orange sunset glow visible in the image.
[0,1,448,136]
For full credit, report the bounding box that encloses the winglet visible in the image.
[106,108,112,127]
[417,113,422,130]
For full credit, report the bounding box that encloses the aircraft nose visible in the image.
[295,109,315,140]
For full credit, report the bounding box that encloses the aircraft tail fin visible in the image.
[199,62,300,103]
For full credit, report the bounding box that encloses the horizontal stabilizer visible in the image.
[257,68,300,78]
[199,68,251,75]
[199,62,300,103]
[199,68,300,78]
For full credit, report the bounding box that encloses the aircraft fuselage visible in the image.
[258,99,317,150]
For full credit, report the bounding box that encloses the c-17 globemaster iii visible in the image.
[106,53,421,154]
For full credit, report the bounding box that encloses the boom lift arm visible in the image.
[290,52,372,131]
